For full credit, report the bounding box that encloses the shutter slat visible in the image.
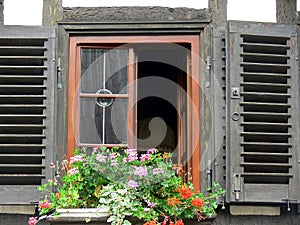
[0,124,45,127]
[241,62,290,68]
[241,112,291,116]
[0,175,45,177]
[241,122,292,126]
[241,92,290,97]
[0,85,46,88]
[0,56,47,59]
[0,66,47,69]
[241,72,290,77]
[0,134,45,137]
[241,52,290,58]
[241,142,292,146]
[241,162,292,167]
[242,173,292,177]
[0,164,45,167]
[241,43,289,48]
[0,104,46,107]
[0,75,47,78]
[241,152,292,157]
[0,154,45,157]
[0,115,46,117]
[241,131,291,135]
[241,82,290,87]
[0,95,46,97]
[240,102,290,107]
[0,46,47,49]
[0,144,45,147]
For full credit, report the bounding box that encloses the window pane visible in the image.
[81,48,128,94]
[80,98,128,144]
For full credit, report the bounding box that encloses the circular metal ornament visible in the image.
[231,112,240,121]
[96,88,114,107]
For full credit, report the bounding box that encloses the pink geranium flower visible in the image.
[28,216,38,225]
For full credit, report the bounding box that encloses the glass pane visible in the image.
[81,48,128,94]
[80,98,128,144]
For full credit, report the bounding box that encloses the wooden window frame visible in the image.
[67,35,200,190]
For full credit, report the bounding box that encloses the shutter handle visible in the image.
[231,112,240,121]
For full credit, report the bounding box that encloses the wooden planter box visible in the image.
[47,209,215,225]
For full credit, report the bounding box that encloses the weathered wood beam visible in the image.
[276,0,297,24]
[209,0,227,25]
[42,0,63,26]
[0,0,3,25]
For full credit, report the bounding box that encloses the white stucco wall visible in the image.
[228,0,276,22]
[62,0,208,9]
[4,0,43,25]
[5,0,300,25]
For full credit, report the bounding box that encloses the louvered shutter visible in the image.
[0,26,55,204]
[226,21,300,203]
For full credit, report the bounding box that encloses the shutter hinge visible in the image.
[57,58,62,89]
[282,197,297,211]
[206,160,212,189]
[233,173,241,200]
[205,56,212,88]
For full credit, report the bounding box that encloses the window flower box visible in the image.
[28,147,224,225]
[46,208,216,225]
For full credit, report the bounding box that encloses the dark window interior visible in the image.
[137,45,187,151]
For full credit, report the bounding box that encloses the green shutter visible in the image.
[226,21,300,203]
[0,26,55,204]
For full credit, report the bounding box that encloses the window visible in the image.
[68,35,201,189]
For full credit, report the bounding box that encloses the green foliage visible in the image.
[34,147,225,225]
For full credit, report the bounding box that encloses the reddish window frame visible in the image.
[67,35,200,190]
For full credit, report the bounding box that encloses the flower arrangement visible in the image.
[28,147,225,225]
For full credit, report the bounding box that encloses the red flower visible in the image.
[38,200,51,209]
[144,220,157,225]
[163,152,169,159]
[55,192,61,199]
[167,197,180,206]
[28,217,38,225]
[175,220,184,225]
[191,198,204,209]
[162,217,169,225]
[177,186,193,199]
[169,221,174,225]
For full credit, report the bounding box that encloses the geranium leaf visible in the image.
[124,220,132,225]
[107,215,117,222]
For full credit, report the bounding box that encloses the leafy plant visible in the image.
[29,147,225,225]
